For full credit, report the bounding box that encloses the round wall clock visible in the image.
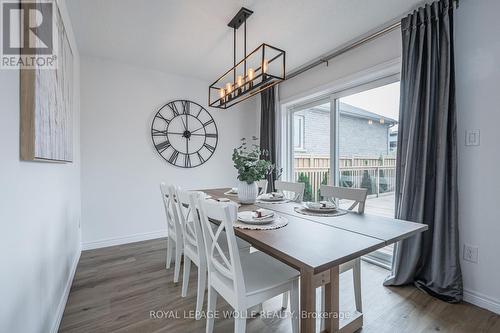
[151,100,218,168]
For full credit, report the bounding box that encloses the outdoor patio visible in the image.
[365,193,396,218]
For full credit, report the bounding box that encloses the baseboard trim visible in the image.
[50,247,81,333]
[464,288,500,315]
[82,230,167,251]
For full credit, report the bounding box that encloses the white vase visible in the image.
[238,181,258,204]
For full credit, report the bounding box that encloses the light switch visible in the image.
[465,129,480,146]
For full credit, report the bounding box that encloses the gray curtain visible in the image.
[384,0,463,303]
[260,86,277,192]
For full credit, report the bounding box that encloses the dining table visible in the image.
[201,188,427,333]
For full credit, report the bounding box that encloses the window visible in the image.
[293,115,305,151]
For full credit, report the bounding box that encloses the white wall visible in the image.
[80,56,258,249]
[278,1,500,314]
[0,1,81,332]
[279,30,402,103]
[455,0,500,314]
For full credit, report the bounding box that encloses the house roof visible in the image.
[313,102,398,125]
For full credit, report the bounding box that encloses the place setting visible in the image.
[234,208,288,230]
[294,200,348,217]
[256,191,290,204]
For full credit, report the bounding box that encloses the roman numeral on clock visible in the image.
[205,133,217,138]
[155,140,171,153]
[168,150,179,164]
[182,100,190,114]
[203,119,214,127]
[168,102,180,116]
[152,129,168,136]
[185,154,191,168]
[197,152,205,164]
[195,106,203,118]
[203,143,215,153]
[156,113,170,124]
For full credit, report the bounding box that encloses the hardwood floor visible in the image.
[59,238,500,333]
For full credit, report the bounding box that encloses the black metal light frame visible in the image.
[209,8,286,109]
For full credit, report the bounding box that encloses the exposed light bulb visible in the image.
[262,59,269,73]
[247,68,254,81]
[237,75,243,87]
[225,82,232,93]
[219,88,225,98]
[379,118,385,124]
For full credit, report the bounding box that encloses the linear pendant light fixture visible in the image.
[208,7,285,109]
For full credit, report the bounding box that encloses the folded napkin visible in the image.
[304,201,336,210]
[252,208,274,219]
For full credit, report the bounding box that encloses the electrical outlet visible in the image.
[463,244,478,263]
[465,129,480,146]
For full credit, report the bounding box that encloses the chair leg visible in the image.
[166,238,173,269]
[353,258,362,312]
[234,317,246,333]
[173,246,182,283]
[206,286,217,333]
[181,256,191,297]
[281,291,289,309]
[290,280,299,333]
[195,264,207,320]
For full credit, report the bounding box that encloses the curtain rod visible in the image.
[286,0,459,80]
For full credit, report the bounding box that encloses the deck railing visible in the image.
[294,155,397,201]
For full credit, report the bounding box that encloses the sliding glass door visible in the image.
[287,78,400,268]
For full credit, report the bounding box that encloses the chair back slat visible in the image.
[160,183,182,237]
[176,189,205,253]
[320,185,368,213]
[197,199,246,298]
[275,180,305,202]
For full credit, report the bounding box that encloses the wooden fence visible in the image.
[294,155,397,201]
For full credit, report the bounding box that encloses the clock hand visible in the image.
[190,126,203,134]
[181,117,187,131]
[166,132,206,137]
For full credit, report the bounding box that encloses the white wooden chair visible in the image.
[274,180,305,202]
[319,185,368,330]
[174,189,207,319]
[197,198,300,333]
[321,185,368,214]
[256,179,268,195]
[160,183,183,283]
[174,189,252,320]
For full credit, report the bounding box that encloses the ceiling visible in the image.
[66,0,423,82]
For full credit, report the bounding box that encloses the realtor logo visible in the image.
[1,0,57,68]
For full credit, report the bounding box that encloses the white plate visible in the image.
[257,193,286,202]
[237,211,275,224]
[302,201,337,213]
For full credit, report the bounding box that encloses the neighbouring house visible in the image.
[294,102,398,157]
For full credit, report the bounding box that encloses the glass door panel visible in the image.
[337,81,400,266]
[292,102,330,202]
